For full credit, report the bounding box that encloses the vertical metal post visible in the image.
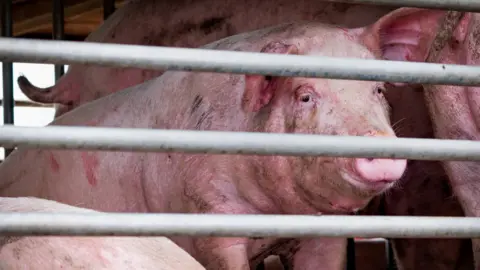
[386,240,397,270]
[103,0,115,20]
[346,238,356,270]
[2,0,14,157]
[53,0,65,80]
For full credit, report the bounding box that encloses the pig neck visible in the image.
[225,109,325,216]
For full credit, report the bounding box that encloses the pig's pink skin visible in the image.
[0,197,206,270]
[17,0,396,118]
[357,10,476,270]
[413,12,480,267]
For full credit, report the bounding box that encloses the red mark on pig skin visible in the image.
[81,152,99,186]
[48,153,60,173]
[337,27,354,41]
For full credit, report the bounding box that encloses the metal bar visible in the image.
[0,100,54,108]
[346,237,356,270]
[0,38,480,86]
[1,0,14,157]
[386,240,397,270]
[1,214,480,237]
[103,0,115,20]
[53,0,65,80]
[324,0,480,12]
[354,238,387,243]
[2,125,480,161]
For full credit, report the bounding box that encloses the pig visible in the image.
[0,8,463,269]
[17,0,396,117]
[19,1,468,266]
[18,2,473,266]
[409,11,480,268]
[356,10,477,270]
[0,196,206,270]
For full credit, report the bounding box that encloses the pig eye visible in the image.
[376,87,385,95]
[299,93,312,103]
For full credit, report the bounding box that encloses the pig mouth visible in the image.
[339,171,394,193]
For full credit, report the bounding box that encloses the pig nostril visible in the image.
[366,158,374,162]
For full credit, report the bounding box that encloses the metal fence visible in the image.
[2,0,480,269]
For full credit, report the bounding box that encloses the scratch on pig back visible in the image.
[48,153,60,173]
[81,152,99,186]
[189,94,214,129]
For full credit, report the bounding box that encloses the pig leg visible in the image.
[289,238,347,270]
[193,237,250,270]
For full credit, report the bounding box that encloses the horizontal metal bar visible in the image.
[1,125,480,161]
[354,238,387,243]
[0,100,54,108]
[0,213,479,238]
[325,0,480,12]
[0,38,479,86]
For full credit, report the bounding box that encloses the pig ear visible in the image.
[357,8,447,62]
[242,42,299,112]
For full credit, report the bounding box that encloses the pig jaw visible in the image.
[289,154,406,214]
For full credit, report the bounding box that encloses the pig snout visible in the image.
[344,132,407,190]
[354,158,407,183]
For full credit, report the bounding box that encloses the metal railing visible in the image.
[2,125,480,161]
[1,214,479,238]
[1,37,480,86]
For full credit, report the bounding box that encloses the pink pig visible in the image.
[402,11,480,268]
[17,0,395,118]
[0,8,465,270]
[0,196,206,270]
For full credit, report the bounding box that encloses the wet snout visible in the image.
[354,158,406,183]
[346,131,407,189]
